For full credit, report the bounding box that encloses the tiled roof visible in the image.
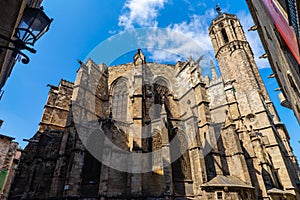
[201,175,254,189]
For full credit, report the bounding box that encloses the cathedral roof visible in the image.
[202,175,254,189]
[267,188,286,195]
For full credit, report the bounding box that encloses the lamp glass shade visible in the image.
[16,7,52,46]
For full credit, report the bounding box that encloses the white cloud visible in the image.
[143,9,216,64]
[117,1,215,65]
[237,11,270,69]
[169,10,215,51]
[117,1,268,70]
[118,0,168,30]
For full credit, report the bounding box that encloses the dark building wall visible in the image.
[0,135,20,200]
[246,0,300,123]
[9,80,73,199]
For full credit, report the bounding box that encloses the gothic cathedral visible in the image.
[9,10,300,200]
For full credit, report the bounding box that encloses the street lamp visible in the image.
[0,6,53,64]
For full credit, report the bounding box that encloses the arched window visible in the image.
[111,78,128,121]
[221,28,229,43]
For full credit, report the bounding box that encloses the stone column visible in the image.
[129,56,144,196]
[159,104,173,197]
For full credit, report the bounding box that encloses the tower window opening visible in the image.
[231,20,237,39]
[221,28,229,43]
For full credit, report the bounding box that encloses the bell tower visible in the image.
[208,6,300,199]
[208,6,271,118]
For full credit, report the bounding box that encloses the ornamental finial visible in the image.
[216,4,222,15]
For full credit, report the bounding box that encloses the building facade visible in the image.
[246,0,300,123]
[9,11,300,200]
[0,134,21,200]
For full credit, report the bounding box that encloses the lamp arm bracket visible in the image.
[16,50,30,64]
[0,45,30,64]
[22,45,36,54]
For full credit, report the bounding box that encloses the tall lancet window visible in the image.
[221,28,229,43]
[220,23,229,44]
[111,78,128,121]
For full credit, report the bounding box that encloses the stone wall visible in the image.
[0,135,20,200]
[246,0,300,124]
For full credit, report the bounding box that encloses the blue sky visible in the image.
[0,0,299,158]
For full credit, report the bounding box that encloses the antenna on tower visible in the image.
[216,4,222,15]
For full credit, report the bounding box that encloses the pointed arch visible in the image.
[169,129,192,195]
[152,77,171,118]
[170,129,192,181]
[153,76,171,90]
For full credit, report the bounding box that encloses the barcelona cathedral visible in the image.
[8,9,300,200]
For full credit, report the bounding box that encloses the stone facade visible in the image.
[0,134,21,200]
[246,0,300,124]
[8,79,73,200]
[9,12,300,200]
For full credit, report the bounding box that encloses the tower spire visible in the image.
[210,60,218,80]
[216,4,222,16]
[133,48,146,65]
